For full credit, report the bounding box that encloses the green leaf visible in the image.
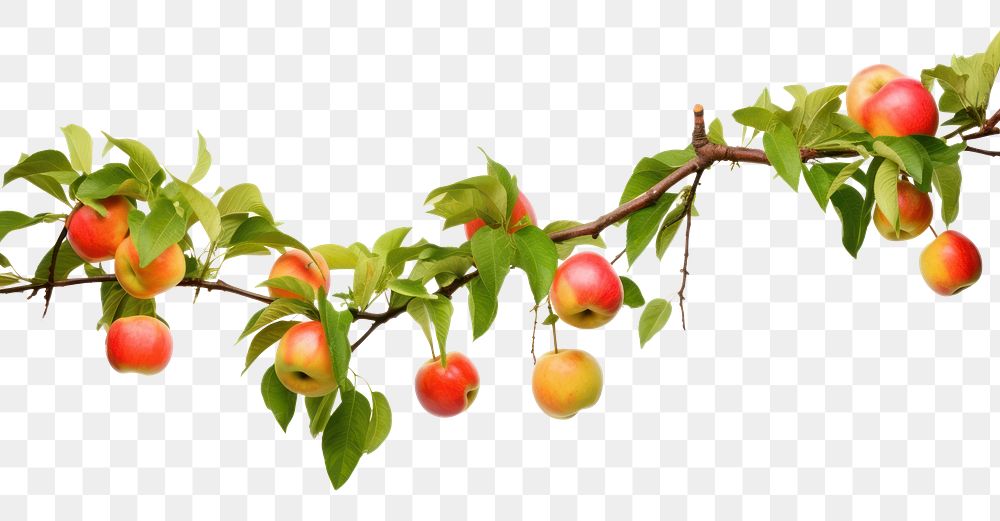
[873,137,932,188]
[626,192,678,266]
[872,159,900,233]
[322,389,371,490]
[478,148,518,223]
[261,365,297,432]
[763,121,801,191]
[909,135,965,167]
[318,293,354,391]
[651,148,696,168]
[364,391,392,453]
[732,106,775,135]
[101,133,161,183]
[387,278,434,299]
[467,277,498,340]
[306,390,337,438]
[0,211,61,244]
[406,297,453,363]
[238,298,317,341]
[829,174,875,260]
[258,275,315,301]
[638,299,672,348]
[61,125,93,174]
[228,216,312,257]
[384,240,434,277]
[470,226,513,296]
[2,150,76,205]
[0,273,21,287]
[821,159,866,207]
[707,118,727,145]
[132,197,186,268]
[619,276,645,308]
[352,254,385,310]
[655,215,683,259]
[217,183,274,223]
[932,162,962,226]
[75,163,143,201]
[243,320,298,375]
[511,225,558,304]
[542,220,607,259]
[542,313,559,326]
[425,175,507,230]
[313,243,359,270]
[373,227,411,256]
[169,176,221,240]
[187,131,212,184]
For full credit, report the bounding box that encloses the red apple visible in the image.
[532,349,603,419]
[65,196,132,262]
[873,179,933,241]
[464,191,538,240]
[414,352,480,417]
[919,230,982,296]
[274,321,338,397]
[106,315,172,375]
[267,249,330,300]
[549,251,623,329]
[114,236,186,299]
[846,64,938,137]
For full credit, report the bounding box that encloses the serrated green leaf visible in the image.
[763,121,801,191]
[261,365,297,432]
[305,390,337,438]
[75,163,144,201]
[425,175,507,230]
[217,183,274,223]
[169,176,221,240]
[732,106,775,135]
[238,298,317,341]
[478,148,518,223]
[133,197,186,268]
[314,243,359,270]
[258,275,316,301]
[407,297,453,364]
[0,211,60,244]
[872,159,900,232]
[619,276,645,308]
[188,131,212,184]
[626,193,678,266]
[873,137,932,188]
[932,162,961,226]
[467,277,498,340]
[364,391,392,453]
[829,158,879,258]
[619,171,666,206]
[823,159,866,207]
[102,133,161,183]
[243,320,298,375]
[511,225,558,304]
[228,216,312,257]
[470,226,513,296]
[61,125,93,174]
[2,150,75,205]
[638,299,671,348]
[352,254,385,310]
[322,390,371,489]
[373,227,411,256]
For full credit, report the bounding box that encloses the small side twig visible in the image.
[547,301,559,353]
[42,225,69,318]
[964,145,1000,157]
[529,303,540,364]
[677,168,705,331]
[610,248,626,265]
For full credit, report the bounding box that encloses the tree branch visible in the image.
[677,169,705,331]
[41,224,69,317]
[961,108,1000,141]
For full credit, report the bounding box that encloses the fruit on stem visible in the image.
[919,230,982,296]
[464,191,538,240]
[114,236,185,299]
[846,64,938,137]
[65,196,132,262]
[532,349,603,419]
[106,315,173,375]
[549,251,623,329]
[414,352,480,417]
[873,179,933,241]
[267,249,331,299]
[274,321,339,397]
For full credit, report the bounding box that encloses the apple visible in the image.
[274,321,338,397]
[65,196,132,262]
[105,315,172,375]
[267,249,330,299]
[846,64,938,137]
[919,230,982,296]
[873,179,933,241]
[114,236,185,299]
[532,349,603,419]
[549,251,623,329]
[464,191,538,240]
[414,352,480,417]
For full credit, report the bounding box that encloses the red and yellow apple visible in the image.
[267,249,330,299]
[114,236,185,299]
[414,352,480,417]
[919,230,982,296]
[532,349,603,419]
[274,321,338,397]
[846,64,938,137]
[873,179,933,241]
[464,191,538,240]
[106,315,173,375]
[65,196,132,262]
[549,251,623,329]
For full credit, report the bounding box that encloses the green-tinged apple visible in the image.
[920,230,982,296]
[873,179,933,241]
[267,249,330,299]
[106,315,172,375]
[549,251,623,329]
[274,321,338,397]
[846,64,938,137]
[464,191,538,240]
[414,352,480,417]
[114,236,185,299]
[532,349,603,419]
[65,196,132,262]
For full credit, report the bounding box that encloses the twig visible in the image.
[350,322,380,352]
[964,145,1000,157]
[961,108,1000,141]
[42,225,69,317]
[677,169,705,331]
[529,304,540,364]
[610,249,626,265]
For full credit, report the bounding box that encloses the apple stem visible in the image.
[929,225,939,238]
[610,248,626,265]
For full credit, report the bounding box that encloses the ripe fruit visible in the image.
[414,352,480,417]
[919,230,982,296]
[267,249,330,299]
[549,251,623,329]
[105,315,173,375]
[274,321,338,397]
[532,349,603,419]
[873,179,933,241]
[464,191,538,240]
[114,236,185,299]
[65,196,131,262]
[846,64,938,137]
